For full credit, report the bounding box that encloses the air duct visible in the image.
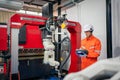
[60,0,84,8]
[53,0,84,11]
[0,0,24,10]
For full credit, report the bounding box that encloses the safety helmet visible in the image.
[83,24,94,32]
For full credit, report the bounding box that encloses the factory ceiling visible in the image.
[0,0,84,13]
[19,0,84,12]
[19,0,58,12]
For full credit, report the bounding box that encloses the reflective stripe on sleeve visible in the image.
[95,50,101,54]
[81,46,86,49]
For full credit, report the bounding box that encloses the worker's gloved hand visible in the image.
[76,49,88,57]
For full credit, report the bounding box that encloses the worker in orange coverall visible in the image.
[80,24,101,70]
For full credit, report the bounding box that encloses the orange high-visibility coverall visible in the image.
[81,35,101,70]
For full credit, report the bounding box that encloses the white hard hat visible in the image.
[83,24,94,32]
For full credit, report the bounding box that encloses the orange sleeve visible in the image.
[87,39,101,58]
[80,39,85,49]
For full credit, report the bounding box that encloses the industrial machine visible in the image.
[0,23,10,80]
[0,2,81,79]
[0,13,81,80]
[10,14,52,79]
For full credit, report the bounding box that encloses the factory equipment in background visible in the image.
[0,23,10,80]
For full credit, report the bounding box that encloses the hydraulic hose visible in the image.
[45,17,52,33]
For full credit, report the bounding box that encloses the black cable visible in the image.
[59,37,71,72]
[45,17,53,33]
[54,37,71,73]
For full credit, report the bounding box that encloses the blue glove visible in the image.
[76,49,88,57]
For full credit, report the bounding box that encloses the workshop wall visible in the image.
[112,0,120,57]
[0,11,14,23]
[62,0,107,60]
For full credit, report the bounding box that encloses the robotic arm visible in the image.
[43,36,59,68]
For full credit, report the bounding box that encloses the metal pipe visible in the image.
[57,0,61,64]
[58,0,61,16]
[106,0,112,58]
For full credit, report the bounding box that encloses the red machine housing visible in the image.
[0,23,7,51]
[10,13,47,29]
[67,21,81,73]
[0,23,8,76]
[19,25,44,48]
[10,13,47,48]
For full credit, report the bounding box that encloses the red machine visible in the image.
[10,13,46,48]
[0,23,7,51]
[0,23,8,78]
[10,14,49,79]
[0,13,81,80]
